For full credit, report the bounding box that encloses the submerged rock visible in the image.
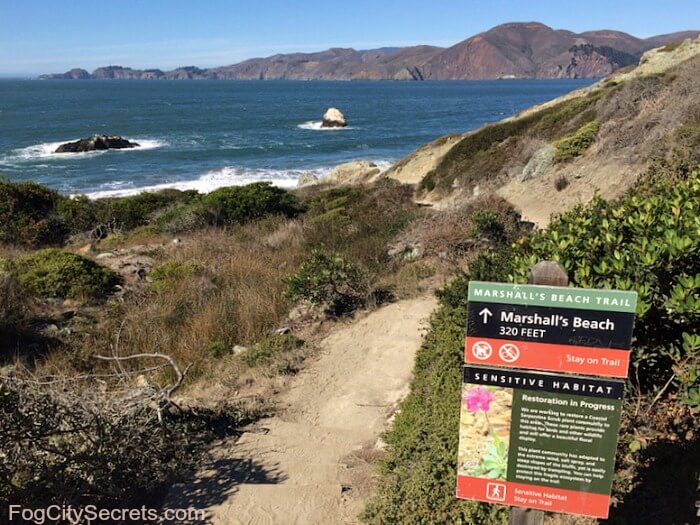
[321,107,347,128]
[55,135,140,153]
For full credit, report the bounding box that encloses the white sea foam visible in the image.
[297,121,354,131]
[82,165,336,199]
[3,138,167,162]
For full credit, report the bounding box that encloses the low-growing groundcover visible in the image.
[365,169,699,524]
[5,249,120,301]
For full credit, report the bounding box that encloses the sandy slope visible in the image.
[166,296,437,524]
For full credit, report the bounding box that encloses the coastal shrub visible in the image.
[239,334,305,371]
[148,261,203,292]
[155,203,206,234]
[9,249,119,301]
[198,182,301,227]
[302,184,418,273]
[510,168,700,390]
[94,189,199,232]
[0,180,68,247]
[56,195,98,235]
[395,195,526,262]
[0,269,29,327]
[470,210,506,243]
[554,174,570,191]
[283,250,368,316]
[553,120,601,162]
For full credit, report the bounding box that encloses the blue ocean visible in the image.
[0,79,593,197]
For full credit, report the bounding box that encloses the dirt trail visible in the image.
[166,296,437,524]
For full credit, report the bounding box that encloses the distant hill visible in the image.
[39,22,699,81]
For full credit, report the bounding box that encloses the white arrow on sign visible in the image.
[479,307,493,324]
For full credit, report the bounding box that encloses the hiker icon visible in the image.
[486,482,506,502]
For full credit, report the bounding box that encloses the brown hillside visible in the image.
[384,38,700,225]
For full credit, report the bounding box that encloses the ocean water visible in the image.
[0,79,593,197]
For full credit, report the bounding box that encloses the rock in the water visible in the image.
[321,107,347,128]
[55,135,140,153]
[297,172,320,187]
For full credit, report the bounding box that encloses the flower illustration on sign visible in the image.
[463,386,509,480]
[464,386,495,413]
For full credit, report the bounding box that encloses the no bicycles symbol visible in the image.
[471,341,492,360]
[498,343,520,363]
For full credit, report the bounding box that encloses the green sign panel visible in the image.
[467,282,638,314]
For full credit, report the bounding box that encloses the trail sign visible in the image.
[465,282,637,377]
[456,365,625,518]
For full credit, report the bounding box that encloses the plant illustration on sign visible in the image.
[458,385,512,480]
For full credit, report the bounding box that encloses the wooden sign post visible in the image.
[510,262,567,525]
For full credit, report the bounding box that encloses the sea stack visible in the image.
[321,107,347,128]
[54,135,140,153]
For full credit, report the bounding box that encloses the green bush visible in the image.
[239,334,304,371]
[56,195,98,234]
[302,184,418,273]
[283,250,368,316]
[9,249,120,301]
[94,189,198,231]
[0,180,68,247]
[198,182,301,227]
[155,203,206,234]
[148,261,203,292]
[553,120,601,162]
[470,210,506,243]
[510,170,699,390]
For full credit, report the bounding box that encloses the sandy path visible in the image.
[166,296,437,524]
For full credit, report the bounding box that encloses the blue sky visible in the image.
[1,0,698,76]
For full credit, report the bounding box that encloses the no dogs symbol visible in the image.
[471,341,493,360]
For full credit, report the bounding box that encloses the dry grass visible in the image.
[94,221,307,379]
[396,194,524,264]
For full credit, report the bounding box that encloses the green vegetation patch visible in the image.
[239,334,305,374]
[511,168,699,393]
[0,180,67,247]
[157,182,302,233]
[553,120,601,162]
[93,189,199,232]
[149,261,204,292]
[199,182,302,227]
[283,250,368,316]
[9,249,120,301]
[302,183,418,273]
